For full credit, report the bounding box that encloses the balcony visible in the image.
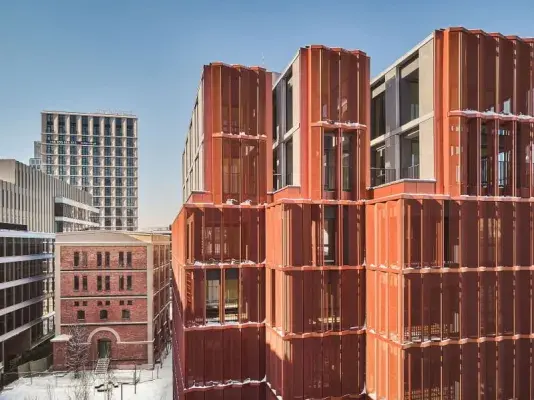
[370,167,396,187]
[401,164,420,180]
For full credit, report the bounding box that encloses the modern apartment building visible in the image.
[52,231,171,369]
[0,160,98,381]
[366,28,534,400]
[173,62,272,399]
[173,27,534,400]
[39,111,139,231]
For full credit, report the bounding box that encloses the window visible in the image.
[119,251,124,266]
[97,252,102,267]
[70,166,77,176]
[324,206,337,265]
[82,276,88,291]
[127,300,133,305]
[116,178,123,187]
[74,301,79,307]
[285,72,293,130]
[342,134,353,191]
[120,300,124,305]
[119,276,124,290]
[97,276,102,291]
[224,269,239,322]
[81,251,87,266]
[126,275,132,290]
[82,301,87,306]
[99,310,108,320]
[105,252,110,267]
[285,139,293,185]
[122,310,130,320]
[126,252,132,267]
[74,251,80,267]
[206,270,221,323]
[74,276,79,291]
[77,310,85,320]
[115,138,122,147]
[105,300,110,306]
[93,117,100,135]
[323,133,336,191]
[98,301,103,306]
[105,276,110,291]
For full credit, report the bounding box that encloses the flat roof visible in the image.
[41,110,137,118]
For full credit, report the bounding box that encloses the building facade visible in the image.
[39,111,139,231]
[173,63,272,399]
[366,28,534,400]
[173,28,534,400]
[0,160,98,381]
[52,231,171,369]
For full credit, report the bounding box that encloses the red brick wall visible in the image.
[60,246,147,270]
[52,340,68,370]
[60,298,148,324]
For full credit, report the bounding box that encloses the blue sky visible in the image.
[1,0,533,228]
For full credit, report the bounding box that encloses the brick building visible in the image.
[173,28,534,400]
[53,231,171,369]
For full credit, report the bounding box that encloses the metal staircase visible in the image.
[94,358,110,375]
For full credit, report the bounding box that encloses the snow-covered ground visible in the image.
[0,352,173,400]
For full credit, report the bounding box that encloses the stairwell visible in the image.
[94,358,110,375]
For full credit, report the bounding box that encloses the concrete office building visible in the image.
[29,141,41,171]
[0,159,98,381]
[39,111,139,231]
[52,231,171,370]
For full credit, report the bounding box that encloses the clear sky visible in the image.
[1,0,533,228]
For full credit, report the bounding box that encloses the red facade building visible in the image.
[53,231,171,369]
[173,28,534,400]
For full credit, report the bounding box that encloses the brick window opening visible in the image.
[97,276,102,291]
[105,276,110,291]
[81,251,88,266]
[105,300,110,306]
[105,252,110,267]
[119,276,124,290]
[74,301,79,307]
[97,252,102,267]
[127,275,132,290]
[74,276,79,291]
[122,310,130,320]
[74,252,80,267]
[98,301,103,306]
[127,251,132,267]
[120,300,124,305]
[82,276,87,291]
[77,310,85,320]
[100,310,108,320]
[82,301,87,306]
[119,251,124,267]
[127,300,133,305]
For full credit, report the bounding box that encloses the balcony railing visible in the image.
[370,167,396,187]
[401,164,420,179]
[481,159,510,187]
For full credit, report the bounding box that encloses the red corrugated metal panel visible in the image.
[341,334,364,396]
[223,386,241,400]
[289,271,304,334]
[515,270,531,335]
[405,274,422,342]
[302,337,322,399]
[366,333,376,395]
[461,201,478,268]
[204,329,223,384]
[422,346,440,399]
[185,391,205,400]
[404,347,422,400]
[240,268,264,323]
[366,203,376,267]
[497,271,513,335]
[423,199,442,268]
[516,201,532,266]
[388,344,400,400]
[341,269,364,330]
[442,273,460,340]
[479,201,497,268]
[461,272,478,338]
[388,200,400,268]
[461,343,478,398]
[185,330,204,387]
[497,340,514,400]
[480,272,497,337]
[322,335,341,398]
[480,341,497,398]
[516,339,532,399]
[423,273,440,341]
[240,326,260,381]
[388,272,400,342]
[223,328,242,383]
[303,270,322,333]
[442,345,460,400]
[404,199,422,269]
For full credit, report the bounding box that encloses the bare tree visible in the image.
[67,370,91,400]
[65,325,90,378]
